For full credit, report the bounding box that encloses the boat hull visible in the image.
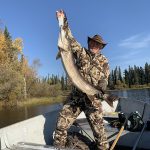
[1,99,150,150]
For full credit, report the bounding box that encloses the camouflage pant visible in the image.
[53,92,109,150]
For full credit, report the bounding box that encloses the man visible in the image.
[54,10,111,150]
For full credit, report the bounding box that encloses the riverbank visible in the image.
[18,96,64,107]
[0,96,64,110]
[108,86,150,92]
[1,87,150,109]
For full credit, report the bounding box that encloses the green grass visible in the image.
[18,96,65,107]
[0,90,71,110]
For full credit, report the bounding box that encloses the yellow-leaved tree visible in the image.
[12,38,23,53]
[0,27,29,106]
[0,30,9,63]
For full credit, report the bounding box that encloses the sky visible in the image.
[0,0,150,77]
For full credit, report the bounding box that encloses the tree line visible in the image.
[108,63,150,89]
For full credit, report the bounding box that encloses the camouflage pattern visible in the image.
[64,19,109,87]
[54,16,110,150]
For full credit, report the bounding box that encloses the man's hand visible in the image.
[98,79,107,91]
[56,10,65,27]
[56,10,65,19]
[103,94,119,107]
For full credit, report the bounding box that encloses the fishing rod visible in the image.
[73,121,94,142]
[110,116,128,150]
[132,121,147,150]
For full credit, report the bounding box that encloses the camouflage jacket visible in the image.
[60,17,110,89]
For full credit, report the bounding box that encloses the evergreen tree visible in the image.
[61,75,65,90]
[4,26,11,41]
[148,64,150,83]
[65,75,68,90]
[51,74,55,85]
[108,72,115,89]
[133,65,139,85]
[118,67,123,82]
[128,66,132,87]
[129,66,135,85]
[4,26,14,62]
[145,62,149,85]
[114,67,118,85]
[124,69,129,85]
[54,75,58,84]
[139,67,145,85]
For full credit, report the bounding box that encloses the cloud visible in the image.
[118,34,150,49]
[110,49,141,62]
[110,33,150,71]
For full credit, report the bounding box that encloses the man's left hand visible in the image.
[104,94,119,107]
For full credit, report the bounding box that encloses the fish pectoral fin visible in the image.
[56,50,61,60]
[56,46,68,60]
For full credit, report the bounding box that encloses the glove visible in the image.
[98,79,108,91]
[103,94,119,107]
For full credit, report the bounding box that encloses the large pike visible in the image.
[57,27,102,97]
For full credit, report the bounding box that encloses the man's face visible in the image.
[88,40,103,54]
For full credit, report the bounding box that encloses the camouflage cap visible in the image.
[88,35,107,48]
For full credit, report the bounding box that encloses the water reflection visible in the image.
[0,103,62,128]
[111,88,150,103]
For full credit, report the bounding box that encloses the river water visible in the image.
[0,88,150,128]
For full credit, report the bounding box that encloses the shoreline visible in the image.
[108,86,150,92]
[1,88,150,110]
[0,96,65,110]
